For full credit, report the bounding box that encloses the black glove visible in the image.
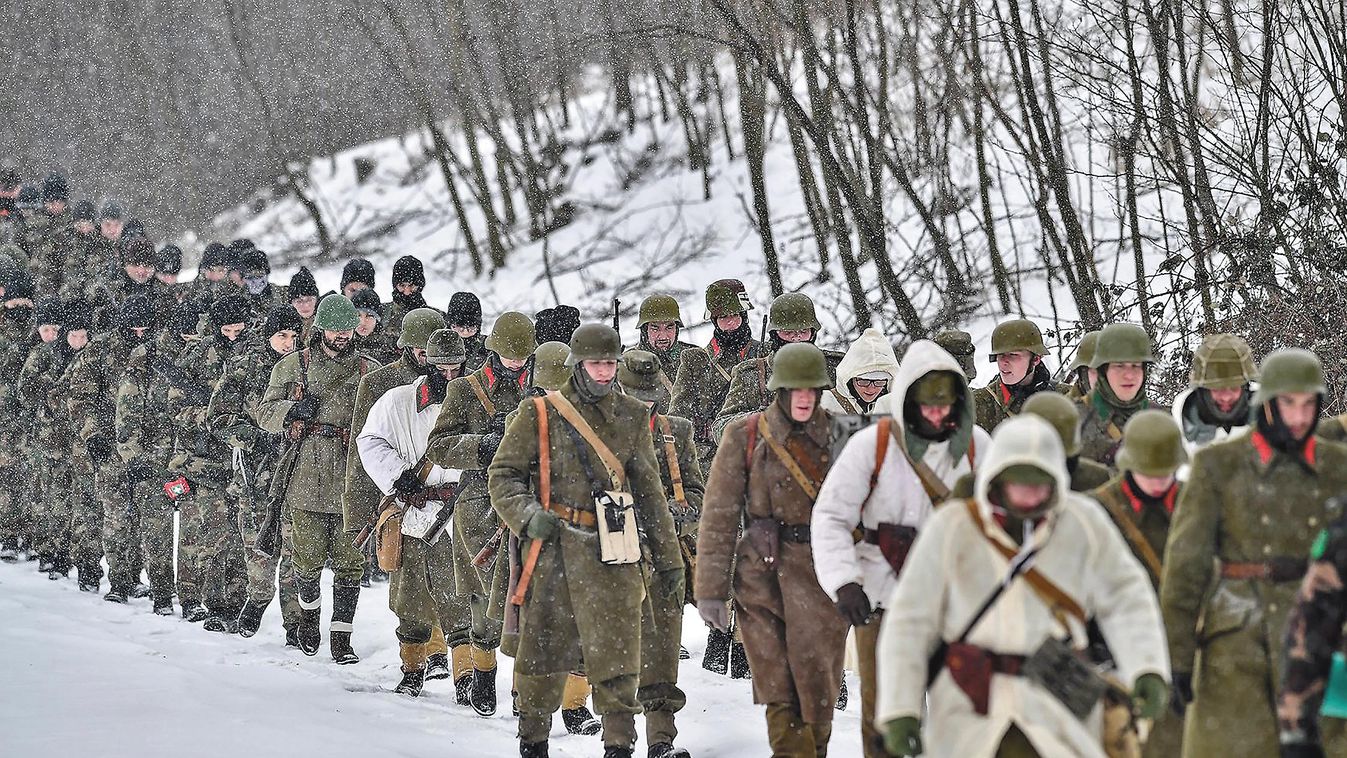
[670,500,699,525]
[283,394,320,425]
[85,435,114,465]
[1170,671,1194,718]
[478,431,504,467]
[125,459,157,484]
[425,371,450,404]
[489,412,509,435]
[834,582,873,627]
[393,468,424,497]
[1281,744,1326,758]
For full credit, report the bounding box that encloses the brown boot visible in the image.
[765,704,816,758]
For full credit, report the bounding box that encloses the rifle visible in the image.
[760,313,768,343]
[472,523,507,568]
[353,494,397,551]
[353,458,437,549]
[611,297,621,334]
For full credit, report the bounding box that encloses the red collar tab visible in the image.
[999,381,1012,406]
[482,364,496,388]
[1251,430,1274,466]
[1306,436,1319,467]
[416,381,433,411]
[1121,477,1178,515]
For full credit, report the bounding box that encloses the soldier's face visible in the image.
[1105,362,1146,402]
[436,362,463,380]
[38,324,60,343]
[1132,472,1176,498]
[356,312,379,337]
[409,347,428,366]
[395,282,420,296]
[74,220,95,235]
[156,272,179,285]
[66,329,88,350]
[1207,386,1244,413]
[1002,481,1054,513]
[129,327,150,339]
[45,200,66,215]
[292,295,317,318]
[646,321,678,351]
[269,329,297,355]
[125,263,156,284]
[1274,392,1319,441]
[919,403,952,427]
[777,329,813,343]
[322,329,354,352]
[220,323,246,342]
[100,219,124,239]
[202,266,229,282]
[501,356,529,372]
[342,281,369,299]
[1085,367,1098,390]
[583,360,618,385]
[715,315,743,333]
[789,388,818,421]
[996,351,1034,385]
[452,324,478,339]
[852,377,888,403]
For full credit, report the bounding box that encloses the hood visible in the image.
[973,415,1069,519]
[873,339,977,460]
[834,327,900,396]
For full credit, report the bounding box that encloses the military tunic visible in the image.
[669,336,768,469]
[969,364,1070,433]
[1078,389,1169,468]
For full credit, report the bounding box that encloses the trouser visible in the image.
[0,463,28,544]
[239,496,300,631]
[196,481,247,618]
[131,479,176,601]
[70,477,104,581]
[639,567,687,746]
[35,461,76,568]
[469,592,503,653]
[854,612,885,758]
[176,492,205,606]
[289,508,366,584]
[766,703,833,758]
[96,463,143,591]
[517,671,639,749]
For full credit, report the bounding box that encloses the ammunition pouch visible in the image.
[864,523,917,574]
[595,489,640,565]
[944,642,1025,715]
[375,500,404,572]
[1021,637,1109,720]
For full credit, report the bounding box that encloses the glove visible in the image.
[656,566,685,604]
[525,507,559,541]
[478,431,504,467]
[283,394,320,425]
[883,716,924,757]
[393,468,424,497]
[697,599,730,632]
[124,459,156,484]
[669,500,699,525]
[834,582,874,627]
[489,412,509,435]
[425,370,449,403]
[1170,671,1194,718]
[85,435,114,465]
[1131,672,1169,720]
[1281,744,1327,758]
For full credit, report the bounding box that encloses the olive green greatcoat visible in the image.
[426,365,529,599]
[341,355,421,531]
[669,337,769,469]
[712,350,842,443]
[1161,433,1347,757]
[487,381,682,683]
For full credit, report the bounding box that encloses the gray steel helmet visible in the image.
[1022,391,1084,457]
[398,308,446,350]
[425,328,466,365]
[988,319,1048,360]
[566,323,623,366]
[1067,330,1101,372]
[532,341,572,391]
[705,279,751,318]
[1190,333,1258,390]
[638,294,683,327]
[767,343,831,390]
[766,293,821,332]
[484,311,537,361]
[314,294,359,331]
[1115,410,1188,477]
[1089,323,1155,368]
[1252,348,1326,407]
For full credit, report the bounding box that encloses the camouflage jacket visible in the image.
[670,336,769,462]
[58,230,102,299]
[66,329,143,444]
[85,274,173,332]
[712,348,842,443]
[1278,512,1347,748]
[18,339,77,452]
[208,341,288,503]
[969,364,1071,433]
[23,207,72,293]
[167,334,250,482]
[115,331,189,474]
[0,315,35,441]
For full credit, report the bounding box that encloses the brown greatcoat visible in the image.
[694,401,847,724]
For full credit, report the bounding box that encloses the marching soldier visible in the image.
[356,328,469,697]
[340,257,376,298]
[426,311,537,716]
[352,288,397,364]
[618,350,704,758]
[235,245,287,317]
[287,266,319,345]
[257,294,380,662]
[1078,323,1167,467]
[970,318,1067,432]
[630,294,698,386]
[488,323,683,758]
[877,415,1169,757]
[25,173,72,294]
[385,255,429,338]
[697,343,847,757]
[1065,330,1101,401]
[1161,348,1347,756]
[180,242,237,308]
[821,327,898,415]
[1172,333,1258,470]
[19,297,67,572]
[447,292,489,371]
[0,271,36,560]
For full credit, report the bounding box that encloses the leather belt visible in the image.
[297,422,350,445]
[547,501,597,530]
[947,645,1028,676]
[1220,557,1307,582]
[863,524,917,545]
[403,485,458,508]
[779,524,811,543]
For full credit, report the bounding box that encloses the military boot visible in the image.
[729,640,752,679]
[562,706,601,736]
[470,667,498,716]
[182,602,210,623]
[284,627,301,649]
[603,747,634,758]
[152,592,175,616]
[519,742,548,758]
[702,628,731,674]
[236,598,270,638]
[203,615,239,634]
[38,556,54,573]
[765,704,816,757]
[77,567,100,593]
[329,580,361,665]
[296,578,322,656]
[425,652,450,681]
[395,668,425,697]
[452,645,472,705]
[104,587,129,604]
[648,745,691,758]
[130,582,151,599]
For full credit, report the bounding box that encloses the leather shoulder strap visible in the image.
[963,498,1087,626]
[757,413,820,500]
[534,396,551,510]
[899,441,953,503]
[712,360,732,383]
[467,373,497,416]
[1096,488,1163,581]
[544,391,625,489]
[830,389,858,415]
[860,417,892,513]
[657,415,687,507]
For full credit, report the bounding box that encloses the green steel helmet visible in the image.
[1252,348,1326,406]
[1022,391,1084,457]
[314,294,359,331]
[705,279,752,318]
[424,328,466,365]
[566,323,623,366]
[1067,330,1101,372]
[397,307,447,349]
[910,371,961,406]
[532,341,572,391]
[933,329,976,381]
[767,343,831,390]
[988,318,1048,360]
[1116,410,1188,477]
[618,349,665,404]
[484,311,537,361]
[1089,323,1155,368]
[766,293,821,332]
[1190,333,1258,390]
[638,294,683,327]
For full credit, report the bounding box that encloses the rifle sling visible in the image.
[756,413,820,500]
[1097,489,1164,581]
[657,414,687,507]
[963,498,1087,627]
[466,373,497,417]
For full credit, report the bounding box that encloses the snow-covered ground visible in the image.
[0,557,861,757]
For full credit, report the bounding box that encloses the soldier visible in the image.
[970,318,1066,432]
[0,271,36,560]
[426,310,537,716]
[57,201,103,300]
[90,201,126,278]
[340,257,376,299]
[168,294,255,632]
[287,266,319,345]
[447,291,489,371]
[817,339,990,757]
[86,237,168,331]
[1090,410,1187,758]
[236,246,287,317]
[155,244,183,290]
[209,305,303,641]
[1172,333,1258,463]
[112,300,203,616]
[712,292,842,443]
[697,343,847,757]
[669,279,768,470]
[356,328,469,697]
[1078,323,1167,467]
[1277,511,1347,758]
[352,287,397,364]
[617,350,704,758]
[386,254,428,337]
[180,242,236,308]
[932,329,976,383]
[257,294,380,661]
[67,295,159,600]
[488,322,682,758]
[24,172,72,294]
[344,308,465,686]
[821,326,898,415]
[1161,348,1347,756]
[955,392,1111,498]
[1065,330,1102,401]
[21,297,64,571]
[878,415,1169,757]
[630,294,698,385]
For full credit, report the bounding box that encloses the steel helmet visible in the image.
[1115,410,1187,477]
[766,293,821,332]
[989,319,1048,360]
[397,308,446,350]
[1190,333,1258,390]
[484,311,537,361]
[767,343,831,390]
[314,294,359,332]
[1089,323,1155,368]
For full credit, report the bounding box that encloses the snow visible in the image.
[0,558,862,757]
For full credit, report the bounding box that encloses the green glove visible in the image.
[525,508,559,541]
[883,716,923,756]
[656,566,685,603]
[1132,672,1169,720]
